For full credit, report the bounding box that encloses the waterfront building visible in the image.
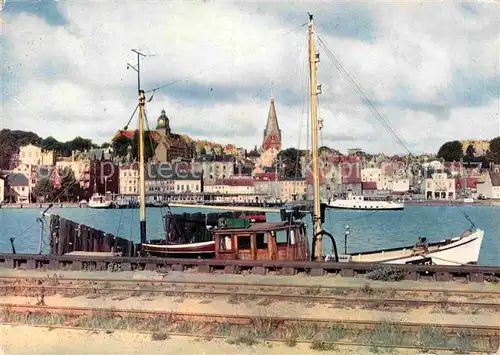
[145,163,201,202]
[119,163,139,195]
[56,150,91,189]
[424,172,456,199]
[204,178,255,195]
[4,173,29,203]
[279,178,307,201]
[476,172,500,199]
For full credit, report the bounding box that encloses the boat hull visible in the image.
[142,240,216,255]
[326,199,404,211]
[327,204,404,211]
[88,204,114,209]
[348,229,484,265]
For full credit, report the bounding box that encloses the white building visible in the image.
[119,163,139,195]
[476,172,500,199]
[425,173,456,199]
[204,178,255,195]
[279,178,307,201]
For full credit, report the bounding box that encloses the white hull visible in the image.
[349,229,483,265]
[88,193,114,209]
[328,199,404,211]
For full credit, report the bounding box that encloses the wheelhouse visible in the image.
[214,221,309,261]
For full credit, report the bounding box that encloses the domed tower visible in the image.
[156,109,170,137]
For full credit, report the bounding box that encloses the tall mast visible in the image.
[308,14,322,260]
[128,49,147,244]
[138,90,147,244]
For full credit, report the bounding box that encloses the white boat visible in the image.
[327,191,404,211]
[336,228,484,265]
[88,193,114,209]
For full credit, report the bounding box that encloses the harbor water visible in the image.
[0,206,498,266]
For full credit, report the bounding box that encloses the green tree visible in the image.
[464,144,476,162]
[101,142,110,149]
[487,136,500,164]
[277,148,302,178]
[32,178,54,202]
[132,130,157,162]
[41,136,61,153]
[112,134,131,158]
[437,141,463,162]
[58,167,78,202]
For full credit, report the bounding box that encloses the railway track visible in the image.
[1,303,499,353]
[1,276,499,311]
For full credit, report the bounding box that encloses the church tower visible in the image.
[156,109,171,137]
[262,99,282,151]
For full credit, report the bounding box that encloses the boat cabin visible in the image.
[214,221,309,261]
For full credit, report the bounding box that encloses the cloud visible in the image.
[1,1,498,156]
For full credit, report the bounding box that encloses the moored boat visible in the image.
[88,193,114,209]
[327,192,404,211]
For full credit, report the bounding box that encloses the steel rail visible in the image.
[2,276,499,297]
[2,303,500,336]
[1,323,493,354]
[1,253,499,284]
[1,284,499,310]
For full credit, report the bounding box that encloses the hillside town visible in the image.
[1,99,499,205]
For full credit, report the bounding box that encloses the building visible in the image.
[5,173,29,203]
[460,140,490,156]
[56,151,91,189]
[18,144,55,166]
[340,163,362,195]
[424,173,456,199]
[476,172,500,199]
[204,178,255,195]
[119,163,139,195]
[88,160,119,197]
[262,99,282,151]
[0,177,4,203]
[154,109,194,163]
[279,178,307,201]
[193,156,236,179]
[145,163,201,201]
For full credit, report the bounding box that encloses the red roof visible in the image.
[116,130,160,140]
[362,181,377,190]
[215,179,254,186]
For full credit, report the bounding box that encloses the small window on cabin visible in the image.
[220,234,232,251]
[256,233,268,249]
[238,235,251,250]
[275,230,288,244]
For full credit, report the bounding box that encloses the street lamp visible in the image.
[344,225,350,255]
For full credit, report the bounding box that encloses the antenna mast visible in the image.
[308,14,323,260]
[127,49,147,245]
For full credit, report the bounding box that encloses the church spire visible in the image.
[262,98,282,151]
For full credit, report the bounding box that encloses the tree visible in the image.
[58,167,78,202]
[101,142,110,149]
[41,136,61,153]
[487,136,500,164]
[132,130,157,162]
[437,141,463,162]
[112,134,131,158]
[277,148,302,178]
[465,144,476,162]
[32,178,54,202]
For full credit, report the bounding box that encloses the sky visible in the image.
[1,1,499,155]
